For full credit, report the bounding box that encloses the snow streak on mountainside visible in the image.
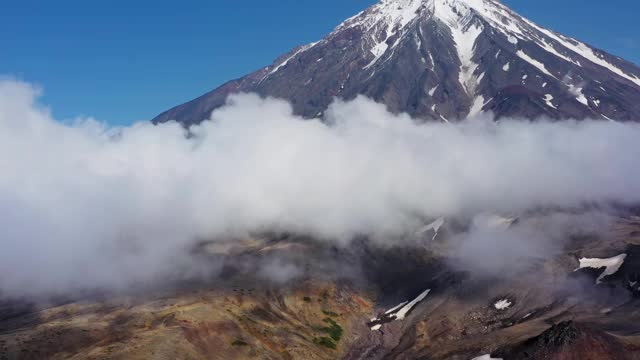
[153,0,640,126]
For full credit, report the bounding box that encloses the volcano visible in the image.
[153,0,640,126]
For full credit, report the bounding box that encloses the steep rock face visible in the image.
[153,0,640,126]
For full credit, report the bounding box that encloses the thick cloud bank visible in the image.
[0,78,639,296]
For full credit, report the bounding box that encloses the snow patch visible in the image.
[384,301,409,315]
[568,84,588,106]
[433,0,484,95]
[537,39,582,66]
[494,299,512,310]
[469,96,485,117]
[516,50,556,79]
[395,289,431,320]
[543,94,557,109]
[369,288,431,331]
[502,62,510,72]
[260,42,318,82]
[576,254,627,284]
[522,18,640,87]
[473,355,503,360]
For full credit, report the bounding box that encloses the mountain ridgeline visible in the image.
[153,0,640,126]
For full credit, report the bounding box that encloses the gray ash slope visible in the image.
[153,0,640,126]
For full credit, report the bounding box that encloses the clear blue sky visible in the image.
[2,0,638,125]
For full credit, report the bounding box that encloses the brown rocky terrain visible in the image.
[3,215,640,359]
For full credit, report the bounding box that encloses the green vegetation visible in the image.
[322,310,339,317]
[312,317,343,350]
[303,296,312,302]
[313,336,337,349]
[320,318,343,341]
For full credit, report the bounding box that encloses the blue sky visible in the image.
[2,0,638,125]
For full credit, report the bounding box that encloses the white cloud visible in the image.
[0,78,639,296]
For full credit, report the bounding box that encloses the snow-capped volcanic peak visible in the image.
[344,0,640,85]
[336,0,425,33]
[339,0,498,71]
[337,0,428,69]
[346,0,509,30]
[154,0,640,126]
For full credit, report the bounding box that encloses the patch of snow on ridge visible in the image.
[472,355,503,360]
[516,50,556,79]
[369,288,431,331]
[537,39,581,66]
[395,289,431,320]
[522,18,640,87]
[544,94,557,109]
[260,42,319,82]
[576,254,627,284]
[432,0,484,94]
[384,301,409,314]
[469,96,486,117]
[568,84,588,106]
[454,24,483,93]
[494,299,512,310]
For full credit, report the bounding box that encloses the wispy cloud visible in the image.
[1,78,640,296]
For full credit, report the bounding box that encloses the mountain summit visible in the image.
[153,0,640,125]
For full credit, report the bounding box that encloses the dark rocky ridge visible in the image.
[494,321,632,360]
[153,0,640,126]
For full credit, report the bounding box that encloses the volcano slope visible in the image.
[153,0,640,126]
[3,213,640,359]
